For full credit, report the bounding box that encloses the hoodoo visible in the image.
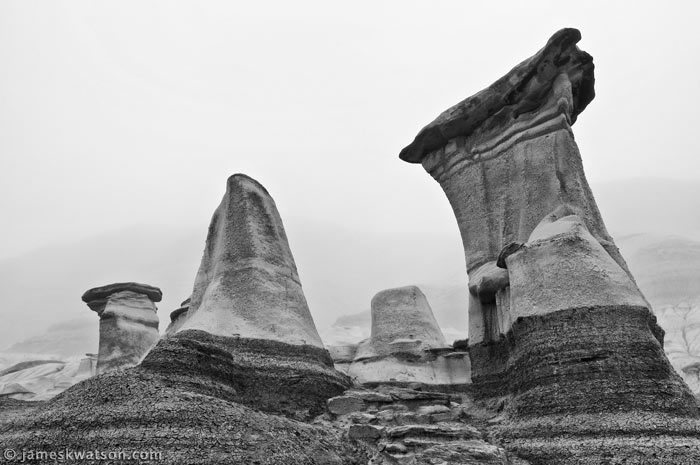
[176,174,324,347]
[348,286,470,385]
[400,28,700,463]
[0,175,359,464]
[82,282,161,374]
[143,173,350,415]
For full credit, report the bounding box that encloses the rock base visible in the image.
[0,330,362,464]
[141,329,352,419]
[0,368,365,464]
[348,349,471,386]
[470,305,695,417]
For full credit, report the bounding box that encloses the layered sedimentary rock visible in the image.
[325,385,516,464]
[400,28,700,463]
[150,174,349,415]
[164,297,190,335]
[0,174,359,464]
[348,286,470,385]
[82,282,161,374]
[498,212,693,416]
[130,173,351,414]
[326,344,357,374]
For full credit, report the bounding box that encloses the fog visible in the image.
[1,1,699,349]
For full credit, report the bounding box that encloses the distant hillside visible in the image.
[0,226,204,354]
[592,178,700,240]
[1,177,698,368]
[616,234,700,392]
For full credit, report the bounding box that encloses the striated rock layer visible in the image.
[400,28,700,463]
[164,297,190,335]
[348,286,470,385]
[82,282,161,375]
[162,174,350,410]
[0,175,356,464]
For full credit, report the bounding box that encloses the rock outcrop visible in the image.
[82,282,161,374]
[164,297,190,335]
[347,286,470,386]
[497,212,695,410]
[177,174,324,347]
[149,173,349,416]
[0,359,83,401]
[400,28,700,463]
[75,353,97,379]
[324,384,519,464]
[0,175,360,464]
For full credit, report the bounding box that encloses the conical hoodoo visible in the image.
[176,174,324,347]
[143,173,348,416]
[0,175,361,465]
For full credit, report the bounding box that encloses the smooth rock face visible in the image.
[400,28,700,463]
[356,286,447,359]
[83,285,160,375]
[348,353,471,386]
[505,214,648,320]
[177,174,324,348]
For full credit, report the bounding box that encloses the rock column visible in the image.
[399,28,699,462]
[142,174,350,417]
[82,282,161,375]
[349,286,470,385]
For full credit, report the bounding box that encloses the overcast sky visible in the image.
[1,1,700,353]
[1,2,699,258]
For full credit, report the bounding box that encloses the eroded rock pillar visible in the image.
[141,174,350,417]
[348,286,470,385]
[82,282,161,375]
[400,28,640,390]
[399,28,699,462]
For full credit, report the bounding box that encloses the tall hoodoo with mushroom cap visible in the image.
[400,28,700,463]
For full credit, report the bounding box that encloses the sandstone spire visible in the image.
[143,173,349,417]
[176,174,324,347]
[82,282,161,374]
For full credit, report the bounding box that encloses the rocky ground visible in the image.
[316,384,526,465]
[0,380,518,465]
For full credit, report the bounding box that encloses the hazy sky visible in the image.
[1,1,699,262]
[1,1,700,352]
